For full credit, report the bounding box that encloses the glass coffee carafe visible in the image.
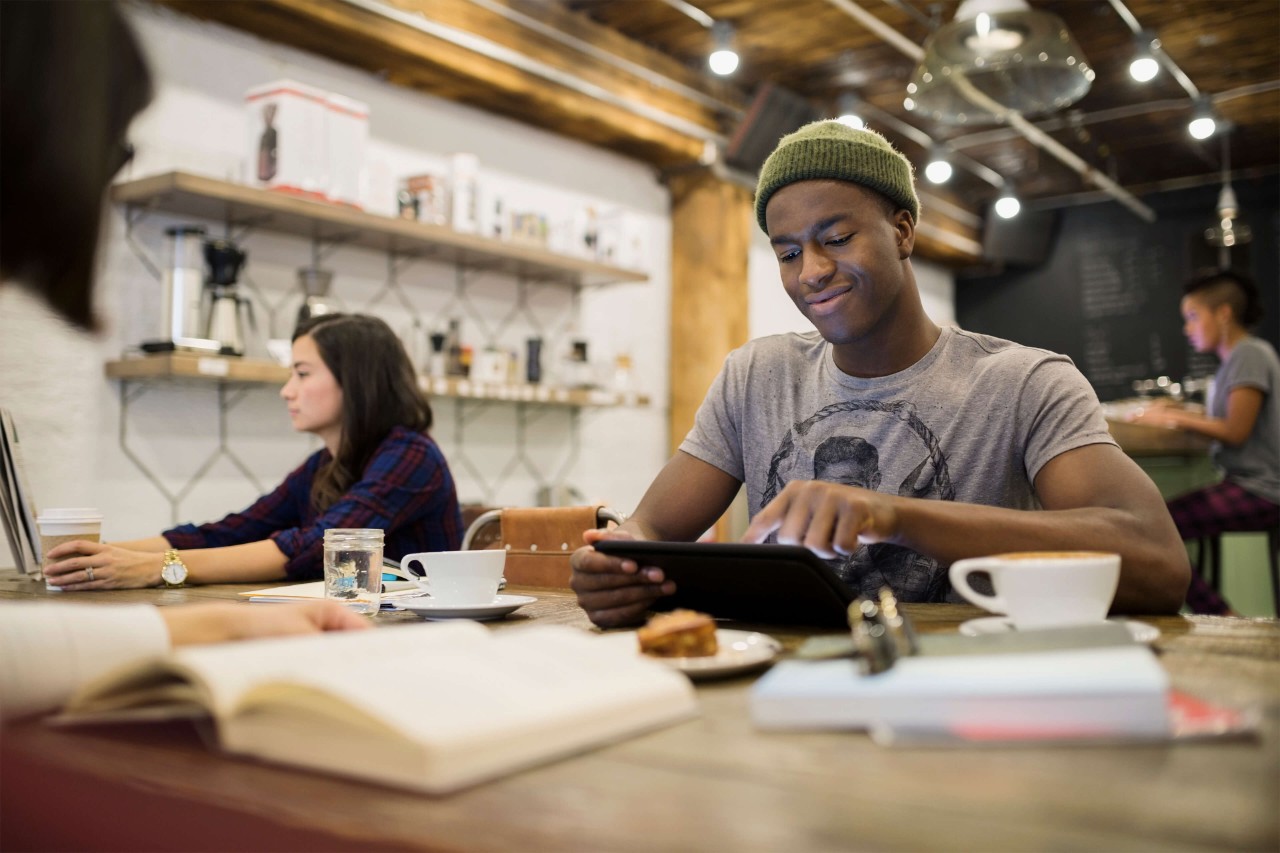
[203,239,252,356]
[296,267,338,330]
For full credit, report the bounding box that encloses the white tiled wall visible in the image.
[0,4,672,551]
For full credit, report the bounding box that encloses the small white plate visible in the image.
[647,629,782,680]
[395,594,537,622]
[959,616,1161,644]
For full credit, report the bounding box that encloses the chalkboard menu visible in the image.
[957,181,1279,402]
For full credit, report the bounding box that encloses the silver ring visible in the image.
[85,566,95,582]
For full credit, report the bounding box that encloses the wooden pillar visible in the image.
[667,169,751,539]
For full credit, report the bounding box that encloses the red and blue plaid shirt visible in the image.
[164,426,461,579]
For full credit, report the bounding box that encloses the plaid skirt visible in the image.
[1168,479,1279,615]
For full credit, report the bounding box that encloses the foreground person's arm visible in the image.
[0,600,368,722]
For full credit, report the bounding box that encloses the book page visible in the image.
[63,621,487,721]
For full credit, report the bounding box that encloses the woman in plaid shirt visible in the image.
[45,313,463,589]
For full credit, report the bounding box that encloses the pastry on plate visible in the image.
[637,609,719,658]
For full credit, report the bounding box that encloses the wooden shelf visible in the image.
[110,172,648,288]
[106,352,289,383]
[105,354,649,408]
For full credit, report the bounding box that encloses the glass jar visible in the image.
[323,528,384,614]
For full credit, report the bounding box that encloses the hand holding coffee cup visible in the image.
[387,550,506,605]
[948,551,1121,629]
[36,508,103,591]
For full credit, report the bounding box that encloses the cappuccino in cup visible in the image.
[949,551,1121,629]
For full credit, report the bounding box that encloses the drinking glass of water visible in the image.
[323,528,385,614]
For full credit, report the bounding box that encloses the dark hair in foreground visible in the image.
[293,314,434,511]
[0,0,154,330]
[1183,268,1264,329]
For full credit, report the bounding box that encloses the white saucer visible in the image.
[958,616,1161,644]
[395,594,537,622]
[649,629,782,680]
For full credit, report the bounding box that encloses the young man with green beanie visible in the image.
[571,120,1189,627]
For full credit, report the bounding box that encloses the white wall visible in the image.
[0,4,671,554]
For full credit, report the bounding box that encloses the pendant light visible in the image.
[924,148,953,184]
[994,189,1021,219]
[836,92,865,129]
[1128,31,1160,83]
[1205,131,1251,249]
[1188,97,1218,140]
[906,0,1095,124]
[708,21,739,76]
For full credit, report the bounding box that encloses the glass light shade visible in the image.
[1129,55,1159,82]
[995,194,1021,219]
[709,49,739,75]
[1205,184,1252,247]
[925,158,953,184]
[907,0,1094,123]
[708,21,739,76]
[1188,115,1217,140]
[836,93,864,128]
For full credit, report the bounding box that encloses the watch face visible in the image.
[162,562,186,584]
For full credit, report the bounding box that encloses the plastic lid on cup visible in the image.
[36,508,103,522]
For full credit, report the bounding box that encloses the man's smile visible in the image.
[805,285,853,315]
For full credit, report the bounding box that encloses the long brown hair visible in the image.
[293,314,433,512]
[1,1,153,330]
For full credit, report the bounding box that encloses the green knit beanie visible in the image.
[754,120,920,233]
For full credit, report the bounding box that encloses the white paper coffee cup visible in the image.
[36,507,104,591]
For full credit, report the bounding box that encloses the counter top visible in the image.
[1103,399,1213,457]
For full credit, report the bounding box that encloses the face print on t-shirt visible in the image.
[761,400,955,602]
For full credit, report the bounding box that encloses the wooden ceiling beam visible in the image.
[159,0,716,166]
[155,0,981,263]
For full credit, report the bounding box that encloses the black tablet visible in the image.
[592,540,855,628]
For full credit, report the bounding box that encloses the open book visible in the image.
[55,622,698,794]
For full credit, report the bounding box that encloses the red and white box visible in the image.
[245,79,329,200]
[325,92,368,208]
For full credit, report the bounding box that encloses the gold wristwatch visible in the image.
[160,549,188,588]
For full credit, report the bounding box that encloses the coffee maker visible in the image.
[295,267,338,329]
[142,225,221,353]
[203,239,253,356]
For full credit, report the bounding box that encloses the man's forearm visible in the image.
[887,498,1188,614]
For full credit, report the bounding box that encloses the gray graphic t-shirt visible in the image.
[679,326,1116,602]
[1209,336,1280,504]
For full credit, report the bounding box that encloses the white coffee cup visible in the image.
[35,507,104,591]
[948,551,1121,629]
[389,550,505,605]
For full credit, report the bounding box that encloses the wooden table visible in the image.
[2,575,1277,851]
